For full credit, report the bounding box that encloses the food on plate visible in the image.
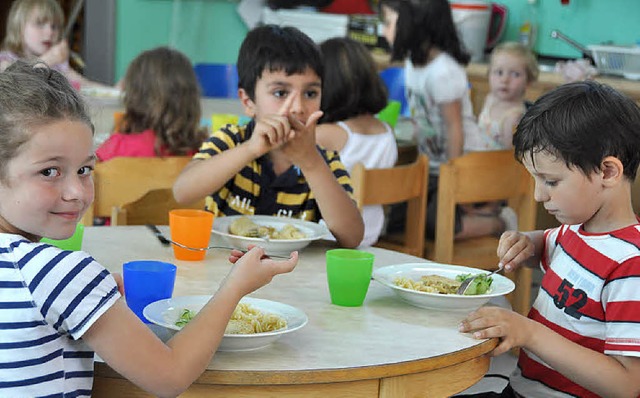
[393,273,493,295]
[174,302,287,334]
[228,216,306,240]
[455,273,493,295]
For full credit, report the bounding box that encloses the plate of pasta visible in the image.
[211,215,329,255]
[373,262,515,311]
[144,296,308,351]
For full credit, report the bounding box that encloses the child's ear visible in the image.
[238,88,256,118]
[601,156,624,186]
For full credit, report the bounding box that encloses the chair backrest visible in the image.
[433,150,536,261]
[111,188,205,226]
[83,156,192,225]
[428,150,536,316]
[351,154,429,257]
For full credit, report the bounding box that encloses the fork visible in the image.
[456,265,504,295]
[145,224,289,259]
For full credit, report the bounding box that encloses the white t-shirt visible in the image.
[404,53,479,174]
[337,121,398,247]
[0,234,120,397]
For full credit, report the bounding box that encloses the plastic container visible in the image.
[519,0,538,51]
[588,44,640,80]
[450,1,506,62]
[194,64,238,98]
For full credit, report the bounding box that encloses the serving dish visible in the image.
[211,215,328,255]
[144,296,308,351]
[373,262,515,311]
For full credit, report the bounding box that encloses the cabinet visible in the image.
[467,63,640,230]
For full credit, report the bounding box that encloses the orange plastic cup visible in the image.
[169,209,215,261]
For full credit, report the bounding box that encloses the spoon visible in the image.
[456,265,504,295]
[145,224,289,259]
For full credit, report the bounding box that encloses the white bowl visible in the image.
[373,262,515,311]
[143,296,308,351]
[211,215,328,255]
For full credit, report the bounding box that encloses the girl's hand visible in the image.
[41,40,69,66]
[223,246,298,297]
[228,244,270,263]
[459,306,535,356]
[497,230,535,272]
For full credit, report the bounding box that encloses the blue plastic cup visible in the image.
[123,260,177,323]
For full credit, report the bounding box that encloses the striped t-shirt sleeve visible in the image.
[16,242,120,339]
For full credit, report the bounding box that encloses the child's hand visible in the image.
[458,306,534,356]
[223,246,298,297]
[280,110,323,168]
[247,94,299,157]
[228,244,269,263]
[41,40,70,66]
[497,230,535,272]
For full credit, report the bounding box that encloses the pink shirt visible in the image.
[96,129,163,161]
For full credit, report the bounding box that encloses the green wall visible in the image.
[115,0,247,81]
[115,0,640,80]
[496,0,640,59]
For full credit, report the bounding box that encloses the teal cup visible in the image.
[41,223,85,251]
[326,249,375,307]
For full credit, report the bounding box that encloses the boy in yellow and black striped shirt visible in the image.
[173,25,364,249]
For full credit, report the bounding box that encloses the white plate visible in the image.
[143,296,308,351]
[373,262,515,311]
[211,215,329,255]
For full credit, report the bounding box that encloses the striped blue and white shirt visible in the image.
[0,233,120,397]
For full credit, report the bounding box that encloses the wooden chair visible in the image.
[82,156,193,225]
[111,188,205,226]
[424,150,537,316]
[351,154,429,257]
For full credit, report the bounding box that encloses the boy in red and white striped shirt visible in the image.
[459,80,640,398]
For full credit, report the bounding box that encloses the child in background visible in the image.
[173,25,364,249]
[458,81,640,397]
[0,0,107,89]
[467,42,539,151]
[96,46,208,161]
[316,37,398,247]
[380,0,504,240]
[0,61,298,397]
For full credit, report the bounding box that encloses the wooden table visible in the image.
[86,226,497,397]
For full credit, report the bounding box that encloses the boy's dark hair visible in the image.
[319,37,388,123]
[380,0,470,66]
[237,24,323,100]
[514,80,640,181]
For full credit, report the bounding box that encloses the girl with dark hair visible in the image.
[316,37,397,247]
[381,0,507,240]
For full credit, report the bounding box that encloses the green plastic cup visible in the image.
[326,249,375,307]
[376,100,402,128]
[41,223,85,251]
